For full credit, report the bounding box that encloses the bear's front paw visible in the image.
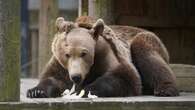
[27,87,48,98]
[154,86,179,97]
[83,86,99,98]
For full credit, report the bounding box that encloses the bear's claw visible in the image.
[27,87,48,98]
[154,86,179,97]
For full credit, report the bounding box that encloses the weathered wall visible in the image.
[88,0,115,24]
[114,0,195,65]
[0,0,20,101]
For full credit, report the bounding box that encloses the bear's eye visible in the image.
[80,51,87,57]
[65,53,70,58]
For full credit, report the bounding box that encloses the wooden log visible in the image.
[0,0,20,101]
[88,0,115,24]
[38,0,58,77]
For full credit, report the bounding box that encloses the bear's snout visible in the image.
[71,74,82,84]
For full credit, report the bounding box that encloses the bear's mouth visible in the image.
[72,82,85,93]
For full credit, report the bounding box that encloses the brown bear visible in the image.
[27,16,179,98]
[27,17,142,98]
[76,16,179,96]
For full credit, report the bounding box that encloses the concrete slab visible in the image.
[20,79,195,102]
[0,78,195,110]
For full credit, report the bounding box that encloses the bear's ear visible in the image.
[55,17,77,33]
[90,19,104,40]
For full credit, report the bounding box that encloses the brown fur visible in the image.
[27,17,142,98]
[76,16,179,96]
[75,16,96,29]
[76,16,132,63]
[27,16,179,98]
[75,16,142,96]
[131,32,178,96]
[27,56,73,98]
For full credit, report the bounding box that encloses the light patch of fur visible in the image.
[68,58,90,81]
[101,25,141,81]
[51,26,97,82]
[56,17,78,33]
[102,25,132,63]
[56,17,66,32]
[51,32,67,68]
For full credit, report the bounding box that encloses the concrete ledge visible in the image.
[170,64,195,92]
[1,93,195,110]
[1,102,195,110]
[11,64,195,110]
[170,64,195,77]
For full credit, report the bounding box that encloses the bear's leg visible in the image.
[27,56,72,98]
[27,76,72,98]
[131,32,179,96]
[134,52,179,96]
[83,64,142,97]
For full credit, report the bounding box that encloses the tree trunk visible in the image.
[88,0,115,24]
[0,0,20,101]
[38,0,58,77]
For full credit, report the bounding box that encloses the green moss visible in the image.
[0,0,20,101]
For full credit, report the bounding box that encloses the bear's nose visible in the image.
[71,74,81,84]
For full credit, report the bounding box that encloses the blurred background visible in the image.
[21,0,195,78]
[21,0,78,77]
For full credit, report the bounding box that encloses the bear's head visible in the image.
[52,17,104,84]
